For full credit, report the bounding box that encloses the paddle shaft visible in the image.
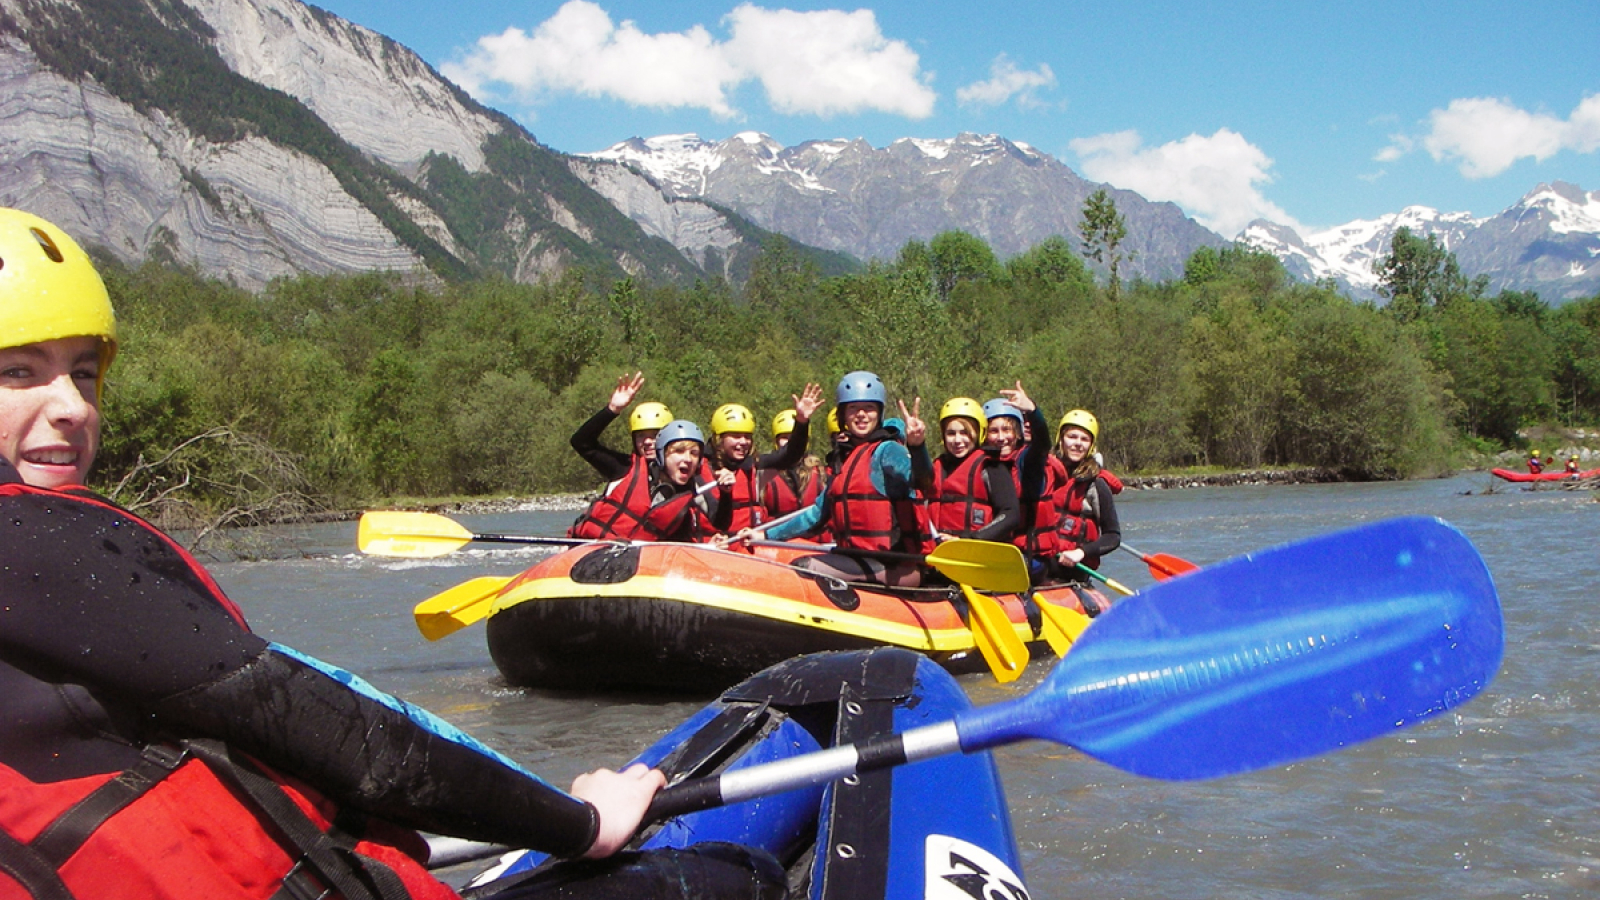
[648,721,963,819]
[1075,562,1134,596]
[747,539,953,566]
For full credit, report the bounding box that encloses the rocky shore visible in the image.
[1122,468,1348,490]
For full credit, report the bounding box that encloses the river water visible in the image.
[211,474,1599,900]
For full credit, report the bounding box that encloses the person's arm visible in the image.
[570,407,632,481]
[972,462,1021,542]
[908,443,935,493]
[0,488,629,858]
[765,488,826,541]
[1079,478,1122,560]
[1017,407,1050,504]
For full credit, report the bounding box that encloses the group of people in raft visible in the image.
[0,209,788,898]
[566,368,1123,590]
[1526,450,1586,476]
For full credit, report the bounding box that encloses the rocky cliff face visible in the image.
[0,33,423,287]
[0,0,811,291]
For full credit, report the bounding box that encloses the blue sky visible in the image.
[312,0,1598,236]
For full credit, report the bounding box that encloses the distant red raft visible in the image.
[1490,467,1600,482]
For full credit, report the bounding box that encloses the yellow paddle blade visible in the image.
[927,540,1031,593]
[360,511,475,559]
[413,576,514,641]
[962,584,1028,683]
[1036,597,1092,656]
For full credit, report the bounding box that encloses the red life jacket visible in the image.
[1058,470,1117,569]
[569,453,657,540]
[760,464,823,519]
[719,461,765,533]
[996,451,1065,559]
[929,451,995,538]
[825,440,930,554]
[0,744,451,900]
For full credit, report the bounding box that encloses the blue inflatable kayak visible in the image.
[461,648,1028,900]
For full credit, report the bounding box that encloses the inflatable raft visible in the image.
[462,648,1027,900]
[1491,466,1600,482]
[483,541,1108,692]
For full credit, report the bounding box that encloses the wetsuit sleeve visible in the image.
[0,486,601,857]
[570,407,632,481]
[1081,478,1122,560]
[1017,408,1050,505]
[908,444,934,493]
[152,646,600,857]
[756,420,810,471]
[974,463,1021,542]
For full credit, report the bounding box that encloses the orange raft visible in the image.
[482,541,1109,692]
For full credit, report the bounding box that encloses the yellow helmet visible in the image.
[939,397,986,443]
[0,208,117,384]
[629,401,672,432]
[711,403,756,436]
[826,407,841,436]
[1058,409,1100,446]
[771,409,798,439]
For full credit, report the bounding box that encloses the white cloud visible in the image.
[441,1,934,120]
[1069,128,1295,237]
[956,55,1056,110]
[1378,94,1600,179]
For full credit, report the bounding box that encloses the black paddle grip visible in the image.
[644,777,723,821]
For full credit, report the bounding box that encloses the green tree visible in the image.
[928,230,1002,303]
[1080,188,1128,301]
[1373,226,1483,323]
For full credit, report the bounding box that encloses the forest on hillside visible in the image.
[90,222,1600,530]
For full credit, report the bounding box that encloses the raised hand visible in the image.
[793,382,824,422]
[608,371,646,413]
[897,397,927,446]
[998,380,1035,413]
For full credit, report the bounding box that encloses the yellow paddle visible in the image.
[960,584,1028,683]
[359,510,590,558]
[413,576,515,641]
[1034,594,1092,656]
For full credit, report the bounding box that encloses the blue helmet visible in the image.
[654,419,706,466]
[837,370,886,406]
[982,398,1021,425]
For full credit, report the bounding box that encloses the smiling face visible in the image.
[942,417,978,459]
[661,440,702,486]
[1060,425,1094,463]
[841,401,881,439]
[987,416,1020,454]
[0,336,102,488]
[717,431,752,462]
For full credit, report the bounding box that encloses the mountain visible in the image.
[1239,183,1600,303]
[0,0,835,290]
[587,132,1227,281]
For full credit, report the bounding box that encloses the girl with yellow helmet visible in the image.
[707,384,823,535]
[760,408,828,520]
[1051,407,1124,579]
[570,370,673,481]
[0,210,787,899]
[908,396,1021,545]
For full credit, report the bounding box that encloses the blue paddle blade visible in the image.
[957,516,1503,780]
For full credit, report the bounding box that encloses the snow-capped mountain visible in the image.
[1240,184,1598,302]
[587,132,1226,281]
[1240,207,1482,296]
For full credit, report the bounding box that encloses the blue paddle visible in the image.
[646,515,1502,817]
